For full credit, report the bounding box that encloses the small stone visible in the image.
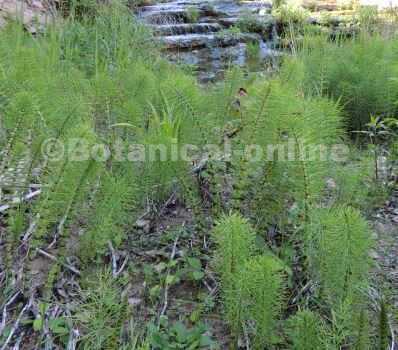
[326,178,337,189]
[128,297,142,306]
[370,250,380,260]
[135,219,150,228]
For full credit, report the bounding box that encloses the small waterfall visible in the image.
[154,23,222,36]
[138,0,279,82]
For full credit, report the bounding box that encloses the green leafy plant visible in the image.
[148,318,219,349]
[80,170,137,261]
[305,205,373,348]
[215,26,242,40]
[356,5,380,32]
[357,115,398,181]
[237,12,273,36]
[281,35,398,131]
[241,255,285,349]
[73,270,129,350]
[241,79,343,228]
[246,42,261,59]
[272,5,310,25]
[186,6,200,23]
[210,213,255,335]
[287,310,327,350]
[306,206,372,307]
[355,310,371,350]
[272,0,286,9]
[178,257,205,281]
[378,300,390,350]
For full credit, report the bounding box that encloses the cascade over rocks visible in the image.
[138,0,279,82]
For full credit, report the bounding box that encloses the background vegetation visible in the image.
[0,0,397,349]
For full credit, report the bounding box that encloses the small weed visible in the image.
[186,6,200,23]
[148,317,219,349]
[246,41,261,59]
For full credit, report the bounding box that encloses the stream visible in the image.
[138,0,281,82]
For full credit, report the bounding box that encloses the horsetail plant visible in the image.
[210,213,255,337]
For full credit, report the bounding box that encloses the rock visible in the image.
[326,178,337,189]
[237,14,275,37]
[370,249,380,260]
[200,4,224,17]
[135,219,151,233]
[218,17,239,27]
[162,33,261,50]
[153,22,222,36]
[128,297,143,306]
[0,0,54,33]
[214,32,261,46]
[139,0,277,82]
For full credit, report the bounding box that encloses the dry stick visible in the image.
[67,329,80,350]
[160,235,180,319]
[390,321,395,350]
[49,160,95,248]
[0,297,32,350]
[23,213,40,242]
[48,201,72,249]
[208,284,218,299]
[11,331,25,350]
[42,305,60,350]
[242,321,251,350]
[158,192,176,218]
[291,280,312,304]
[49,172,102,249]
[0,184,42,189]
[0,291,21,336]
[0,190,41,213]
[108,241,118,278]
[0,305,7,336]
[115,256,129,278]
[202,278,212,293]
[36,248,81,276]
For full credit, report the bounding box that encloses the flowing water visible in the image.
[138,0,281,82]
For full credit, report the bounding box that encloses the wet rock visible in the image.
[153,22,222,35]
[237,14,275,37]
[140,9,191,24]
[218,17,239,27]
[213,32,261,46]
[162,33,215,49]
[162,32,261,49]
[200,3,224,17]
[139,0,276,81]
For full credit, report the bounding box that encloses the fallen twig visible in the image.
[115,256,129,278]
[242,321,251,350]
[389,320,395,350]
[0,291,21,336]
[108,241,118,278]
[0,184,42,189]
[158,192,176,218]
[67,329,80,350]
[0,189,41,213]
[0,297,32,350]
[23,213,40,242]
[11,331,25,350]
[36,248,81,276]
[159,235,180,319]
[291,280,313,304]
[48,204,71,248]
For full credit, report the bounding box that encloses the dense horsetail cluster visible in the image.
[0,0,397,349]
